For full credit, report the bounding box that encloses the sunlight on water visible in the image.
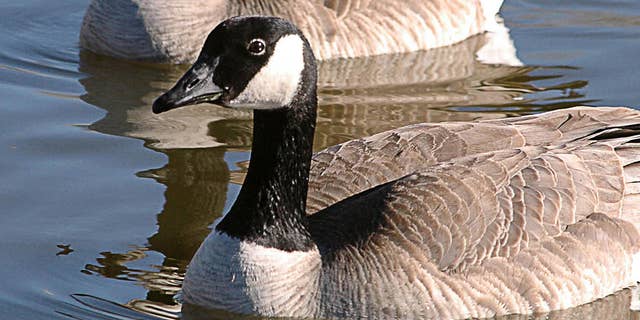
[1,0,640,319]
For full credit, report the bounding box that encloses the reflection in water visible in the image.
[78,52,250,149]
[59,288,640,320]
[82,147,231,309]
[75,22,605,319]
[60,294,179,320]
[143,148,229,261]
[78,27,590,152]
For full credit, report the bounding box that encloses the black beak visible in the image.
[152,58,223,114]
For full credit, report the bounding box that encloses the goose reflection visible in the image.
[82,147,230,308]
[78,22,590,152]
[183,289,640,320]
[142,148,229,261]
[63,287,639,320]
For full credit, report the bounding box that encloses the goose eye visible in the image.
[247,39,266,55]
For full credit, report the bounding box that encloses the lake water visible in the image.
[1,1,640,319]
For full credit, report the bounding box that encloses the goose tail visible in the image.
[480,0,505,31]
[624,152,640,283]
[617,140,640,228]
[589,120,640,283]
[582,118,640,225]
[577,115,640,227]
[476,0,523,66]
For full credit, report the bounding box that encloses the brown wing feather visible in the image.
[308,107,640,214]
[311,107,640,272]
[310,127,640,317]
[309,108,640,318]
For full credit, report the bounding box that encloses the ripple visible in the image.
[505,0,640,28]
[0,1,84,94]
[62,294,178,320]
[4,1,639,320]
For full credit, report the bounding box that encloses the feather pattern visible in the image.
[235,0,488,60]
[149,16,640,317]
[182,107,640,319]
[304,107,640,318]
[307,107,640,213]
[80,0,499,62]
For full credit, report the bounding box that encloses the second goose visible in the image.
[153,16,640,319]
[81,0,505,63]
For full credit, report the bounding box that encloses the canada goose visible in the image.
[152,16,640,319]
[80,0,506,63]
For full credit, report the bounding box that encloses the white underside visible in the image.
[182,231,322,317]
[632,285,640,311]
[475,19,522,66]
[632,250,640,311]
[480,0,504,31]
[633,252,640,282]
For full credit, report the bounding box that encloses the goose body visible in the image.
[80,0,504,63]
[152,16,640,319]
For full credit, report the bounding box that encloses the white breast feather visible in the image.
[182,231,321,317]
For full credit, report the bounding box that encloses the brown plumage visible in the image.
[80,0,501,63]
[308,107,640,213]
[305,107,640,318]
[152,16,640,318]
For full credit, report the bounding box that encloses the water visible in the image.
[1,0,640,319]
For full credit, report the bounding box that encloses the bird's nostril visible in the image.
[185,78,200,90]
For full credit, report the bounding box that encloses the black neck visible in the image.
[216,48,318,251]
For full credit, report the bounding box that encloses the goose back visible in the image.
[80,0,230,63]
[81,0,498,62]
[307,107,640,212]
[306,109,640,318]
[235,0,488,59]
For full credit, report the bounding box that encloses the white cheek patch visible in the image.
[229,34,305,109]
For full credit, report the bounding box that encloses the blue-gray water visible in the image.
[1,1,640,319]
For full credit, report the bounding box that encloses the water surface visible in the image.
[1,1,640,319]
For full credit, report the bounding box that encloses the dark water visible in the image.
[1,1,640,319]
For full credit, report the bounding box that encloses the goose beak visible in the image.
[152,58,223,114]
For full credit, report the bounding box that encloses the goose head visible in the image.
[152,15,317,114]
[154,16,320,252]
